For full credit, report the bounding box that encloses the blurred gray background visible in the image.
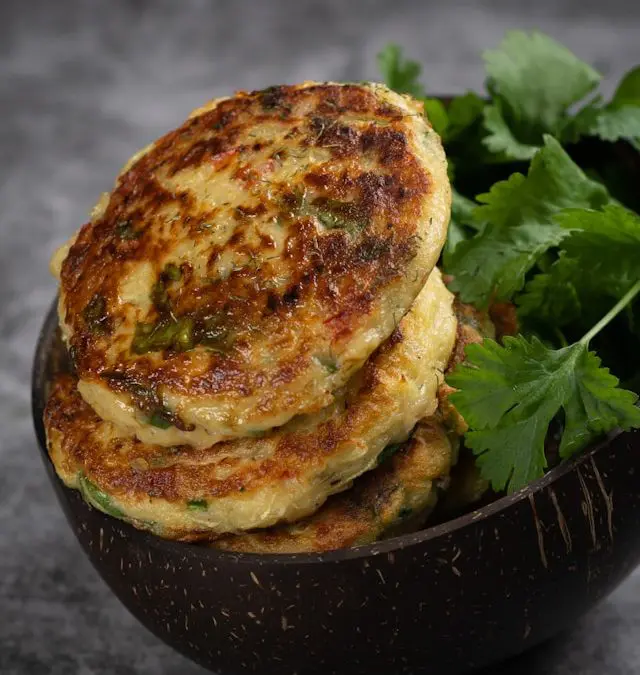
[1,1,640,673]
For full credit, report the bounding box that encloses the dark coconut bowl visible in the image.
[32,298,640,675]
[32,118,640,675]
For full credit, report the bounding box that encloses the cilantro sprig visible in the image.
[377,31,640,177]
[449,282,640,493]
[376,32,640,494]
[446,136,609,306]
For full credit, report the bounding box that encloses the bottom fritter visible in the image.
[43,276,497,549]
[44,270,457,539]
[213,417,455,554]
[212,296,496,554]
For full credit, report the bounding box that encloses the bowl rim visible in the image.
[32,296,623,567]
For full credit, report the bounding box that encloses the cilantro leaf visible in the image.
[612,66,640,108]
[560,65,640,147]
[423,97,449,136]
[448,335,640,493]
[561,348,640,458]
[482,104,540,161]
[483,31,600,144]
[376,44,424,98]
[446,92,485,142]
[517,253,581,326]
[448,221,566,307]
[518,206,640,332]
[447,136,609,306]
[557,205,640,296]
[562,102,640,148]
[580,105,640,143]
[442,189,480,266]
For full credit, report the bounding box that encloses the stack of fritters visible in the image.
[45,82,472,551]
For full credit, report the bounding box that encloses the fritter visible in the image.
[211,295,494,553]
[44,269,457,539]
[51,81,450,448]
[213,417,454,554]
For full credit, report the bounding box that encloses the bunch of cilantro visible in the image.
[378,31,640,493]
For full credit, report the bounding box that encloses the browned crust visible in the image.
[213,418,451,553]
[45,350,405,508]
[438,298,495,435]
[59,84,434,408]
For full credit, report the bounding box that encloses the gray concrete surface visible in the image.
[1,1,639,673]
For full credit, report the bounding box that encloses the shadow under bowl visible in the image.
[32,299,640,675]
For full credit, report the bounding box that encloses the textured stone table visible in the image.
[1,1,639,673]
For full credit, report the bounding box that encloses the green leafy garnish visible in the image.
[423,98,449,137]
[448,281,640,493]
[560,65,640,148]
[562,103,640,148]
[445,93,486,143]
[187,499,208,511]
[516,253,581,326]
[376,45,485,147]
[519,206,640,323]
[442,189,480,265]
[376,30,640,497]
[482,103,541,161]
[376,44,424,98]
[612,66,640,107]
[78,473,126,518]
[482,31,600,158]
[447,137,609,306]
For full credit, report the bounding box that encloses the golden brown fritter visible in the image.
[44,269,457,539]
[213,418,453,554]
[212,296,494,554]
[51,82,450,448]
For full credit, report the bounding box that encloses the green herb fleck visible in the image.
[148,409,173,429]
[164,263,182,281]
[314,354,339,374]
[309,198,368,233]
[151,281,169,310]
[116,220,141,240]
[377,442,403,466]
[78,473,125,518]
[132,317,194,354]
[187,499,208,511]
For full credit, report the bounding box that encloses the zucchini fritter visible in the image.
[213,418,453,554]
[44,269,457,538]
[212,294,496,553]
[51,82,450,448]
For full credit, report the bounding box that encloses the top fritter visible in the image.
[51,82,450,448]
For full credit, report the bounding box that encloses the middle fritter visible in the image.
[52,82,450,448]
[45,269,457,538]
